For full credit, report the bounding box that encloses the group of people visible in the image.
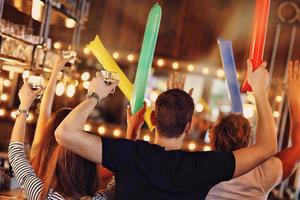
[7,57,300,200]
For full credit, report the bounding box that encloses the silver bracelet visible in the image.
[85,92,100,104]
[15,109,29,118]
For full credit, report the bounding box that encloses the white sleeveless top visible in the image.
[206,157,283,200]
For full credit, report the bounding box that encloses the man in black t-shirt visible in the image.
[55,60,277,200]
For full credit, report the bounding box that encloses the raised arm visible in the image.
[31,57,69,158]
[276,60,300,180]
[55,72,118,164]
[232,60,277,178]
[126,103,146,140]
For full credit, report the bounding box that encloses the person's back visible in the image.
[102,137,235,200]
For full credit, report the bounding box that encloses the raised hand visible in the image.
[126,103,146,140]
[88,72,119,99]
[286,60,300,100]
[167,72,193,95]
[18,79,43,110]
[247,59,269,93]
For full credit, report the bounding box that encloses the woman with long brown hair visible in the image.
[8,55,116,199]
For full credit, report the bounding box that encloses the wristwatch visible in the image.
[15,109,29,118]
[85,92,100,104]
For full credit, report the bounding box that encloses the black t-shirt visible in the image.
[101,137,235,200]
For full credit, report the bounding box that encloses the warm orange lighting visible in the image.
[84,124,92,132]
[157,59,164,67]
[172,62,179,70]
[98,126,106,135]
[188,142,196,151]
[187,64,194,72]
[202,67,209,74]
[127,54,134,62]
[65,18,76,28]
[113,52,120,59]
[1,94,8,102]
[113,129,121,137]
[53,42,62,49]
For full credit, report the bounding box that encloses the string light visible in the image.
[195,103,204,113]
[188,142,196,151]
[127,54,134,62]
[202,67,209,74]
[84,124,92,132]
[66,84,76,97]
[82,81,90,90]
[55,82,65,96]
[53,42,62,49]
[172,62,179,70]
[81,72,90,81]
[187,64,194,72]
[0,94,8,102]
[216,69,225,78]
[98,126,106,135]
[157,59,164,67]
[236,72,240,79]
[275,96,282,102]
[10,110,17,119]
[0,108,6,117]
[113,52,119,59]
[273,111,280,118]
[83,47,90,55]
[65,18,76,28]
[113,129,121,137]
[143,135,151,142]
[3,79,11,87]
[203,145,212,151]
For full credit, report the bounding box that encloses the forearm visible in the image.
[126,126,140,140]
[58,98,98,131]
[254,89,277,152]
[33,69,60,148]
[10,115,27,143]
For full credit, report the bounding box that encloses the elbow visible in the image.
[54,126,68,147]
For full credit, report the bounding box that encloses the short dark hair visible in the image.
[155,89,194,138]
[212,114,252,151]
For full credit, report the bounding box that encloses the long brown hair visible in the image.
[211,114,252,151]
[31,108,99,199]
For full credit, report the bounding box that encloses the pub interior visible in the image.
[0,0,300,199]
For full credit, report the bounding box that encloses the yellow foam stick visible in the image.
[87,35,154,131]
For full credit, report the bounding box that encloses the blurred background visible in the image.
[0,0,299,199]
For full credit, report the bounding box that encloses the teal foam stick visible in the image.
[131,3,162,114]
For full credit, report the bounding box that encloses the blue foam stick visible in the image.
[217,37,243,113]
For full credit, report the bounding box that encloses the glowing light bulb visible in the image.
[55,82,65,96]
[65,18,76,28]
[203,145,212,151]
[172,62,179,70]
[188,142,196,151]
[187,64,194,72]
[81,72,90,81]
[0,94,8,101]
[216,69,224,78]
[195,103,204,112]
[84,124,92,132]
[0,108,6,117]
[66,84,76,97]
[157,59,164,67]
[275,96,282,102]
[202,67,209,74]
[82,81,90,90]
[3,79,11,87]
[83,47,90,55]
[143,135,151,142]
[113,52,119,59]
[113,129,121,137]
[53,42,62,49]
[127,54,134,62]
[98,126,106,135]
[273,111,280,118]
[10,110,17,119]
